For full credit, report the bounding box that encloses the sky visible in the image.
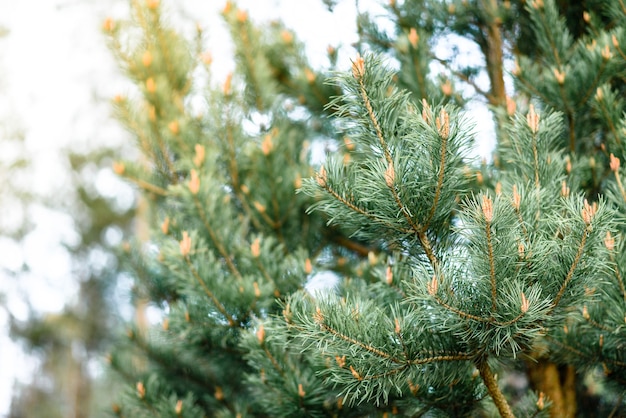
[0,0,495,413]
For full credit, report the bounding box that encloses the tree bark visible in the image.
[526,359,577,418]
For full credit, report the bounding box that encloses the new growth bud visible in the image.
[604,231,615,251]
[180,231,192,257]
[251,237,261,258]
[527,104,540,134]
[581,199,596,225]
[436,109,450,139]
[521,292,530,313]
[316,165,327,187]
[385,161,395,187]
[427,275,439,296]
[482,195,494,223]
[352,54,365,79]
[610,153,620,172]
[408,28,419,48]
[188,169,200,195]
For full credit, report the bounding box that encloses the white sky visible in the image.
[0,0,494,413]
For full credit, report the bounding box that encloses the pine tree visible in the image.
[106,0,626,416]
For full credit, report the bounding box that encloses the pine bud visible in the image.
[482,195,494,222]
[261,134,273,155]
[236,8,248,23]
[102,17,115,32]
[518,242,525,257]
[582,305,590,319]
[223,72,233,96]
[408,380,420,395]
[427,275,439,296]
[166,120,179,136]
[240,184,250,194]
[304,68,316,84]
[148,105,157,122]
[506,96,516,116]
[441,79,453,96]
[161,217,170,234]
[112,161,125,175]
[304,258,313,274]
[253,281,261,297]
[526,104,540,134]
[604,231,615,251]
[280,30,294,44]
[436,109,450,139]
[179,231,192,257]
[581,199,596,225]
[142,51,153,67]
[531,0,543,8]
[316,165,327,187]
[394,317,401,334]
[335,355,346,368]
[408,28,419,48]
[174,400,182,414]
[553,68,565,85]
[201,51,213,65]
[193,144,205,167]
[537,392,545,410]
[337,397,344,410]
[146,77,156,93]
[583,11,590,23]
[352,54,365,79]
[602,44,612,61]
[137,381,146,399]
[561,180,570,198]
[349,365,363,380]
[512,185,521,209]
[386,265,393,285]
[298,383,306,398]
[599,334,604,348]
[254,201,266,213]
[146,0,159,9]
[215,386,224,401]
[421,99,431,124]
[521,292,530,313]
[188,169,200,195]
[385,161,395,187]
[610,153,620,172]
[256,324,265,344]
[162,317,169,331]
[251,237,261,258]
[612,34,619,48]
[293,173,302,189]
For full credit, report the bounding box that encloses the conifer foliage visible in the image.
[106,0,626,416]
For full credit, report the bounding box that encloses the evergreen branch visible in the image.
[485,219,498,313]
[407,352,476,365]
[477,357,515,418]
[613,168,626,205]
[262,346,286,377]
[432,295,494,324]
[583,312,615,333]
[356,73,422,234]
[124,174,169,196]
[192,196,244,282]
[609,253,626,302]
[549,226,590,313]
[224,120,264,232]
[597,94,622,147]
[184,256,237,327]
[321,182,413,234]
[317,321,398,362]
[417,231,441,274]
[422,126,448,232]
